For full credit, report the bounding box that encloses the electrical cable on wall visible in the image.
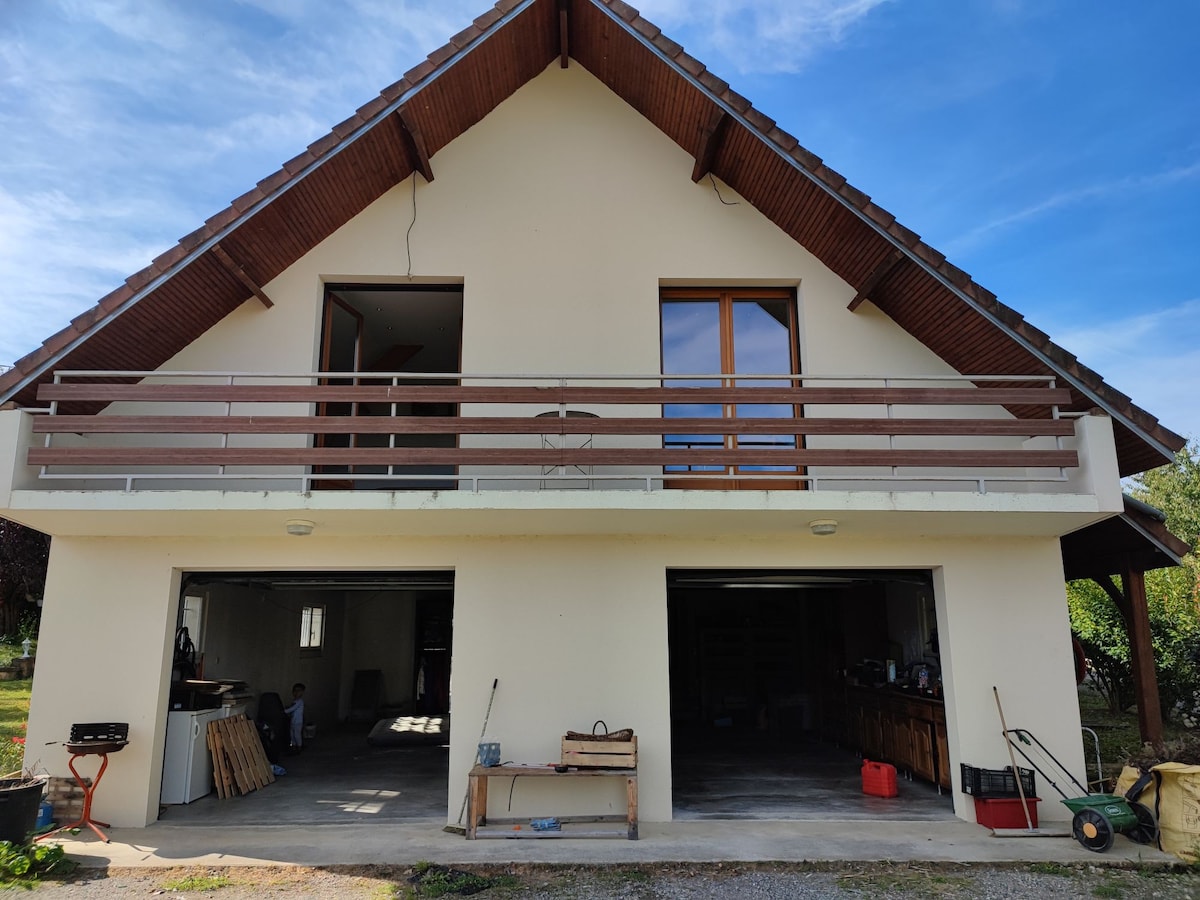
[709,173,738,206]
[406,174,418,280]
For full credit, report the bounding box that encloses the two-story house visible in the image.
[0,0,1186,834]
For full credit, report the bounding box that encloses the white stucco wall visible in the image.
[25,529,1083,827]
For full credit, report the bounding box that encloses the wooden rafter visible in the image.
[848,249,905,312]
[691,106,730,183]
[209,244,274,308]
[558,0,570,68]
[397,107,434,183]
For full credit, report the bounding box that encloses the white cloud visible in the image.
[635,0,892,73]
[946,161,1200,254]
[1043,299,1200,442]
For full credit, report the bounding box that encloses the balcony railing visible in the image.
[22,370,1079,493]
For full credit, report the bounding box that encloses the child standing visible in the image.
[283,682,306,750]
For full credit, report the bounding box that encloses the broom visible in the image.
[443,677,498,835]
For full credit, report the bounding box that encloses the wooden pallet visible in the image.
[207,714,275,799]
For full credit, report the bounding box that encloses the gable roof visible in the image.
[0,0,1184,476]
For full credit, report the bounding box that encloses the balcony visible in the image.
[11,370,1086,496]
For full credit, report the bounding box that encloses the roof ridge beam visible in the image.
[559,0,570,68]
[691,106,730,183]
[397,107,435,183]
[210,244,274,309]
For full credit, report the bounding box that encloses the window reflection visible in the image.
[660,290,799,477]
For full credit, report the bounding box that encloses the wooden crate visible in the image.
[561,735,637,768]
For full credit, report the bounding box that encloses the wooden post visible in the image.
[1121,562,1164,746]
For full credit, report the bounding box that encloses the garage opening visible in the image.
[667,568,954,820]
[159,570,453,825]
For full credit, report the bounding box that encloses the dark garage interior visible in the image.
[667,569,954,821]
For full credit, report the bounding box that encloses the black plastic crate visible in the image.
[960,763,1036,798]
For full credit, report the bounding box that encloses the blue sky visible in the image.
[1,0,1197,443]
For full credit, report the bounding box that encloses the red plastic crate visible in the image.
[974,796,1039,829]
[862,759,898,798]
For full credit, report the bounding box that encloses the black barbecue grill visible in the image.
[66,722,129,755]
[38,722,129,843]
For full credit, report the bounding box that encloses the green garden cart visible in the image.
[1003,727,1157,853]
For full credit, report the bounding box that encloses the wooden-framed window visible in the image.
[660,287,801,487]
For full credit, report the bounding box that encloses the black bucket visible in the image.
[0,779,44,844]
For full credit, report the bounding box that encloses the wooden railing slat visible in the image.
[27,446,1079,469]
[32,415,1077,438]
[36,382,1073,407]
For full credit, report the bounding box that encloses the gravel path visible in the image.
[23,862,1200,899]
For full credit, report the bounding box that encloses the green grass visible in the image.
[1077,686,1189,789]
[1028,862,1073,876]
[403,863,519,898]
[0,670,32,777]
[161,873,232,891]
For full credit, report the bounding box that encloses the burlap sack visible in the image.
[1116,762,1200,861]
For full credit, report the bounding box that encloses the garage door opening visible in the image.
[159,570,454,825]
[668,568,954,820]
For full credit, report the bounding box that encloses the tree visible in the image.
[1130,441,1200,553]
[0,518,49,639]
[1068,442,1200,719]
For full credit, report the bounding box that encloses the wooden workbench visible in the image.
[466,764,638,839]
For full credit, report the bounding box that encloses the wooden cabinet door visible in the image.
[892,714,914,772]
[863,707,883,758]
[935,720,951,789]
[912,722,936,782]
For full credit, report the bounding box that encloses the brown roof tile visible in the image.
[307,133,341,157]
[863,203,895,229]
[473,8,504,29]
[887,221,920,247]
[204,207,239,232]
[427,44,457,67]
[124,266,157,292]
[97,285,134,313]
[814,165,846,190]
[606,1,639,22]
[768,129,798,153]
[631,17,660,40]
[449,25,482,49]
[256,169,293,195]
[40,326,78,356]
[790,145,822,171]
[380,79,411,102]
[229,187,265,213]
[355,95,390,121]
[152,244,189,271]
[913,244,945,269]
[652,34,684,58]
[838,183,870,209]
[403,59,437,86]
[699,74,730,98]
[675,51,706,77]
